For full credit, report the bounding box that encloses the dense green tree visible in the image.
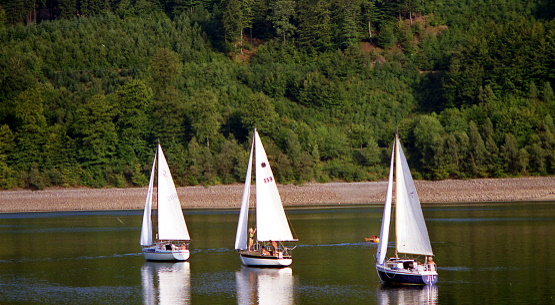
[215,136,245,183]
[501,133,520,175]
[12,85,49,171]
[296,0,332,52]
[187,88,223,147]
[186,136,217,185]
[115,79,153,164]
[412,114,444,175]
[240,91,279,135]
[223,0,254,50]
[150,48,182,94]
[0,5,6,30]
[0,124,17,188]
[467,121,487,177]
[73,94,118,167]
[332,0,361,50]
[269,0,296,44]
[296,71,339,107]
[543,82,554,102]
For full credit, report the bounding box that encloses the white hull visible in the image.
[143,247,190,261]
[239,252,292,267]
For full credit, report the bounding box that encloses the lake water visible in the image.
[1,202,554,304]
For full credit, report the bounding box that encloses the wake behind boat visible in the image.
[140,144,191,261]
[234,129,297,267]
[375,133,438,285]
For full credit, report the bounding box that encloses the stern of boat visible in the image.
[376,262,438,285]
[142,246,190,261]
[239,251,292,267]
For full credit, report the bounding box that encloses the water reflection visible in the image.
[236,267,294,305]
[141,262,191,305]
[377,284,438,305]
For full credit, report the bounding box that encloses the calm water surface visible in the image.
[1,202,554,304]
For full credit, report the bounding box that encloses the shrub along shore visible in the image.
[1,176,554,213]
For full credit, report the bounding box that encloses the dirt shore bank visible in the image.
[1,176,554,213]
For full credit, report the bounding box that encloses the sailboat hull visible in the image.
[142,247,190,261]
[239,252,292,267]
[376,264,438,285]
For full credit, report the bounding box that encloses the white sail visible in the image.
[254,130,295,242]
[157,145,190,241]
[376,144,395,264]
[235,139,255,250]
[395,137,434,256]
[140,155,157,246]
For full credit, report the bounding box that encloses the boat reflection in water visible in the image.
[377,284,438,305]
[236,266,294,305]
[141,262,191,305]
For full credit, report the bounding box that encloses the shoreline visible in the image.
[1,176,554,213]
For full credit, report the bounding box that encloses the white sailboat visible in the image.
[375,133,438,285]
[235,129,297,267]
[140,144,191,261]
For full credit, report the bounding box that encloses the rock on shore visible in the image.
[0,177,554,213]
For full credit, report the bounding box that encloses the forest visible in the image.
[0,0,554,189]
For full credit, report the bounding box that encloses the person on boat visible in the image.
[261,246,270,256]
[248,228,256,251]
[427,257,436,271]
[270,240,278,255]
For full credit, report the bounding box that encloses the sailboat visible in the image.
[140,144,191,261]
[375,133,438,285]
[235,129,298,267]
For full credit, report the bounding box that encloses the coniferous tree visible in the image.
[269,0,296,45]
[187,89,223,148]
[296,0,332,52]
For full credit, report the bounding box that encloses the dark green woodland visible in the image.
[0,0,554,189]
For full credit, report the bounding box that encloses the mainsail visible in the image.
[254,130,295,242]
[156,145,190,241]
[394,137,433,256]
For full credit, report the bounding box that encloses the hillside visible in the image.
[0,0,554,189]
